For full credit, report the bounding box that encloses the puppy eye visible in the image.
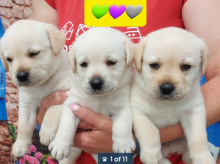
[150,63,159,70]
[107,61,117,66]
[6,58,12,62]
[181,64,191,71]
[80,62,88,67]
[29,51,40,58]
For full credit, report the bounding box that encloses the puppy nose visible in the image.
[160,83,175,95]
[90,77,103,90]
[16,72,29,82]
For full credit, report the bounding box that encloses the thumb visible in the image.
[69,104,112,129]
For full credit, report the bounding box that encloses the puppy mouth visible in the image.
[152,83,184,101]
[159,95,175,101]
[86,86,115,96]
[16,77,31,86]
[91,88,114,96]
[92,90,104,95]
[17,78,44,87]
[150,90,184,101]
[158,93,184,101]
[18,81,38,87]
[18,81,31,86]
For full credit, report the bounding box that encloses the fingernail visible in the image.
[66,90,70,96]
[69,104,80,112]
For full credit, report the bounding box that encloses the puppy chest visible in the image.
[77,99,112,116]
[95,104,120,116]
[148,112,180,128]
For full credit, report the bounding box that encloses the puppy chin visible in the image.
[159,94,185,101]
[84,86,115,96]
[15,81,39,87]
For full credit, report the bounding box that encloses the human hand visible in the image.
[70,105,114,154]
[217,153,220,163]
[37,91,68,125]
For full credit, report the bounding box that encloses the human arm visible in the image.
[32,0,59,27]
[183,0,220,126]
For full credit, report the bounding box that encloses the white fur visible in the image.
[49,27,136,163]
[131,27,215,164]
[0,20,72,157]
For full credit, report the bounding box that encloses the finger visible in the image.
[78,120,94,130]
[73,131,90,149]
[69,104,112,130]
[73,132,89,153]
[217,154,220,163]
[40,91,68,111]
[73,131,114,154]
[36,107,45,125]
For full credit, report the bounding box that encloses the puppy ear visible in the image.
[45,24,66,56]
[124,37,134,67]
[68,46,76,73]
[134,37,147,73]
[200,41,208,76]
[0,46,9,71]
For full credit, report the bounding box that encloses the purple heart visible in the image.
[109,5,126,19]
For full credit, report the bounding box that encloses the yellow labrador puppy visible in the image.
[131,27,215,164]
[48,27,136,163]
[0,20,72,157]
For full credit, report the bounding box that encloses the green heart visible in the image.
[92,5,109,19]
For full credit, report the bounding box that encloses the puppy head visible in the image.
[0,20,66,87]
[134,27,208,100]
[68,27,134,95]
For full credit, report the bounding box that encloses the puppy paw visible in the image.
[112,138,136,153]
[59,157,74,164]
[58,147,82,164]
[140,148,163,164]
[39,125,56,146]
[192,152,216,164]
[49,139,72,161]
[12,139,31,157]
[161,158,172,164]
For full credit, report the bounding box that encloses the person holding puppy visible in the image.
[32,0,220,163]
